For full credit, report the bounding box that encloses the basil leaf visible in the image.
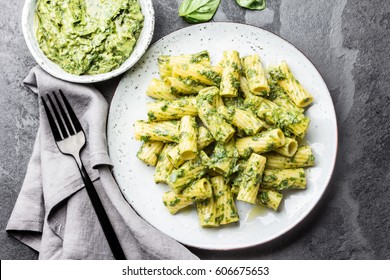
[236,0,266,10]
[178,0,221,23]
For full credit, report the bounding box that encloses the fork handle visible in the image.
[77,162,126,260]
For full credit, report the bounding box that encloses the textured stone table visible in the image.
[1,0,389,259]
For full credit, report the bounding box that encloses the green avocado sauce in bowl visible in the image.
[36,0,144,75]
[22,0,154,83]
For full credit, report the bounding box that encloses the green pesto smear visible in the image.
[36,0,144,75]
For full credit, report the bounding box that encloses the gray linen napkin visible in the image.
[6,66,198,260]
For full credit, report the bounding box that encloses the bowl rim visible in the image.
[21,0,155,84]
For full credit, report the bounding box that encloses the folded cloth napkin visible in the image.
[6,66,198,260]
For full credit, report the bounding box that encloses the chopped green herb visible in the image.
[148,112,157,121]
[169,197,181,207]
[140,135,151,142]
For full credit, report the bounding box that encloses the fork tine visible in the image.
[59,90,83,133]
[41,96,62,141]
[53,92,76,136]
[47,94,69,139]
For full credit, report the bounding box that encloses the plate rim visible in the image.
[107,22,339,251]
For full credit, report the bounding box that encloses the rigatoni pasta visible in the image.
[158,50,211,78]
[154,144,175,183]
[273,137,298,157]
[208,138,238,176]
[166,126,214,168]
[236,128,286,157]
[211,176,239,225]
[265,146,315,169]
[134,50,317,227]
[256,189,283,211]
[218,105,265,136]
[237,153,266,204]
[242,54,269,95]
[197,87,236,143]
[167,151,209,193]
[164,76,205,95]
[178,116,198,160]
[146,97,197,121]
[197,126,214,149]
[256,98,310,138]
[162,191,193,214]
[220,50,241,97]
[273,60,313,108]
[196,196,219,227]
[134,120,179,143]
[137,141,165,166]
[262,168,306,190]
[146,78,178,100]
[182,178,212,201]
[172,64,222,86]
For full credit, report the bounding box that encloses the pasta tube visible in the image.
[196,87,235,143]
[276,61,313,108]
[265,146,315,169]
[197,126,215,149]
[262,168,306,190]
[222,96,245,109]
[162,191,193,214]
[196,196,219,227]
[146,78,177,100]
[268,78,304,113]
[167,151,210,193]
[218,106,265,136]
[146,97,197,121]
[209,138,238,176]
[256,189,283,211]
[182,178,213,201]
[154,144,175,183]
[213,94,225,107]
[236,129,286,157]
[137,141,165,166]
[257,98,310,138]
[134,120,179,143]
[172,64,222,86]
[158,50,211,78]
[229,159,247,194]
[211,176,239,225]
[242,54,269,95]
[167,126,214,168]
[167,144,185,168]
[178,116,198,160]
[273,137,298,157]
[243,95,265,113]
[164,76,205,95]
[239,76,255,99]
[220,50,241,97]
[230,184,239,197]
[237,153,266,204]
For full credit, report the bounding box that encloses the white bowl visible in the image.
[21,0,155,83]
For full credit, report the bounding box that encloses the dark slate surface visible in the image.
[1,0,389,259]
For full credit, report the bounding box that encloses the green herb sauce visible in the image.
[36,0,144,75]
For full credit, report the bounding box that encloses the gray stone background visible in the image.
[1,0,389,259]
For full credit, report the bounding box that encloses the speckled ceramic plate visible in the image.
[107,22,338,250]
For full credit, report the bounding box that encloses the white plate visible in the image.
[107,22,338,250]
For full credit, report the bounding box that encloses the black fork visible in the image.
[41,90,126,260]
